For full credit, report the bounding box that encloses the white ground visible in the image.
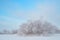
[0,34,60,40]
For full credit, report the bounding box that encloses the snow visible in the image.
[0,34,60,40]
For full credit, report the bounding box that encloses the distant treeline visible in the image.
[0,30,17,34]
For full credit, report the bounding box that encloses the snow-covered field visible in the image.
[0,34,60,40]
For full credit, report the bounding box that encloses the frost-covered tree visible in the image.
[3,29,8,34]
[12,30,17,34]
[18,20,59,36]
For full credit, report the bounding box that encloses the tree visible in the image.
[18,19,59,36]
[3,29,8,34]
[12,30,17,34]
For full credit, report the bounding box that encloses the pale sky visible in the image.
[0,0,60,31]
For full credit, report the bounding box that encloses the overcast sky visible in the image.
[0,0,60,31]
